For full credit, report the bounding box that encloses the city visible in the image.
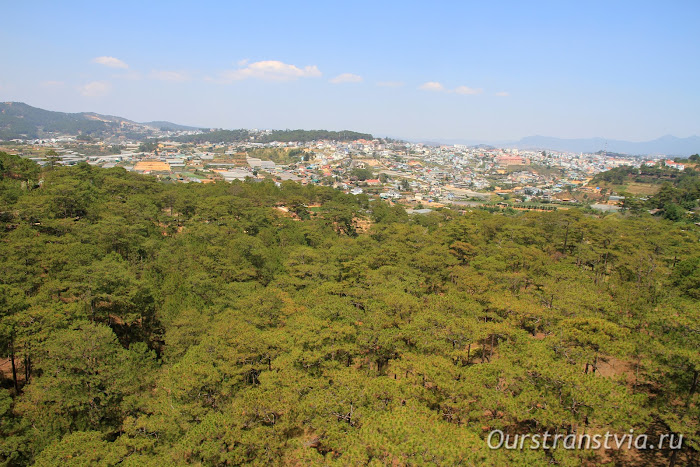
[3,126,659,215]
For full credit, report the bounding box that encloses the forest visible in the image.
[0,151,698,466]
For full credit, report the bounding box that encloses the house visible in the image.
[379,190,401,200]
[665,160,685,171]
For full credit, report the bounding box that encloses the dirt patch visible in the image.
[354,217,372,234]
[596,356,636,383]
[625,183,660,196]
[0,357,23,385]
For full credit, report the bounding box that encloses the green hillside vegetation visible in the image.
[0,103,119,140]
[592,160,700,221]
[0,151,698,465]
[0,103,192,142]
[591,161,698,186]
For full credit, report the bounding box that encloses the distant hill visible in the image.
[141,121,201,131]
[0,102,197,140]
[0,102,120,139]
[418,134,700,156]
[0,103,371,144]
[509,135,700,157]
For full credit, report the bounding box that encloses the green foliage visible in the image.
[33,431,128,466]
[671,256,700,299]
[0,151,40,182]
[591,165,639,185]
[0,160,698,464]
[593,162,700,222]
[350,167,374,181]
[138,140,159,153]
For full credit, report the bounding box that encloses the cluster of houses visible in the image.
[10,132,690,211]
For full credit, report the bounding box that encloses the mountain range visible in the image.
[506,135,700,157]
[415,135,700,157]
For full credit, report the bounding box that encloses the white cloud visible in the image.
[495,91,510,97]
[150,70,190,82]
[219,60,322,82]
[419,81,445,92]
[454,86,483,95]
[79,81,112,97]
[92,56,129,69]
[377,81,404,87]
[330,73,363,84]
[41,80,65,88]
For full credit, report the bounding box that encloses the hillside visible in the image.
[0,102,371,144]
[0,153,698,465]
[591,159,700,221]
[0,102,119,139]
[0,102,184,140]
[591,158,699,187]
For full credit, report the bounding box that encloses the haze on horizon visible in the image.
[1,1,698,143]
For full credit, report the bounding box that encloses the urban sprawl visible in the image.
[6,128,680,213]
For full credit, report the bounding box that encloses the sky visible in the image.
[1,0,699,142]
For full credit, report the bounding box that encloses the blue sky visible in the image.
[1,0,699,142]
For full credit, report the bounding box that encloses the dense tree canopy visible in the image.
[0,152,698,465]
